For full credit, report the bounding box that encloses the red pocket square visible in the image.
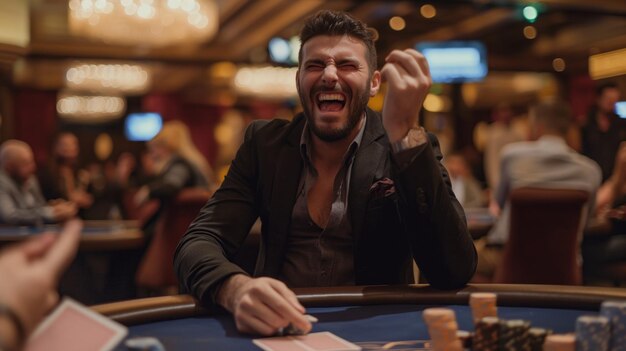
[370,177,396,198]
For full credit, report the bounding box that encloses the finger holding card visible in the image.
[221,275,312,336]
[0,219,82,347]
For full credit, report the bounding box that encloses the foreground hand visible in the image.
[380,49,432,142]
[0,219,82,347]
[217,274,311,336]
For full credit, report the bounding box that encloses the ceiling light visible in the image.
[57,93,126,121]
[65,62,151,94]
[523,25,537,39]
[389,16,406,31]
[420,4,436,19]
[552,58,566,72]
[68,0,218,47]
[234,66,297,100]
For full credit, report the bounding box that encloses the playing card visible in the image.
[24,298,127,351]
[254,331,361,351]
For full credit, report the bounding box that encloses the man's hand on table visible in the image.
[217,274,312,336]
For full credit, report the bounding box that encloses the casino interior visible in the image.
[1,0,626,350]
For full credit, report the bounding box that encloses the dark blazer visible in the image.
[174,108,477,307]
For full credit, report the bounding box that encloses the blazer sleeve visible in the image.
[173,121,267,308]
[393,133,477,289]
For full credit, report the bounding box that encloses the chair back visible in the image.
[136,188,212,289]
[493,187,589,285]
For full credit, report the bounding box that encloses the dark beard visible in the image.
[301,86,370,142]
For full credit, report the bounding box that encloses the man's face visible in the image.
[297,35,380,142]
[10,148,36,182]
[55,134,79,160]
[598,87,620,114]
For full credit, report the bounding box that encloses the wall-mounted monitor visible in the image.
[616,101,626,118]
[415,41,488,83]
[124,112,162,141]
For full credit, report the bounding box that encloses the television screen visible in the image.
[124,112,162,141]
[616,101,626,118]
[415,41,488,83]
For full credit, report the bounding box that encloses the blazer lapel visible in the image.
[265,119,304,276]
[349,109,388,246]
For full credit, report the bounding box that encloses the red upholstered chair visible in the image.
[493,187,590,285]
[136,188,212,291]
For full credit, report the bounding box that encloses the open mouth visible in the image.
[316,92,346,112]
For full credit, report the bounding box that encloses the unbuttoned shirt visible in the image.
[279,119,366,287]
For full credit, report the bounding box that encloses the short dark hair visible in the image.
[298,10,377,73]
[596,82,618,97]
[531,100,572,136]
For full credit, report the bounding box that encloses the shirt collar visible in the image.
[299,114,367,166]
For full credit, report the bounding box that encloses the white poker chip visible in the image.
[125,336,166,351]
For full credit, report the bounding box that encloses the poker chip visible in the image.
[544,334,576,351]
[473,316,499,351]
[422,308,463,351]
[575,315,609,351]
[528,327,552,351]
[600,300,626,351]
[456,330,473,349]
[498,319,531,351]
[469,293,498,325]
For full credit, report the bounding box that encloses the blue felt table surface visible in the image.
[114,304,591,350]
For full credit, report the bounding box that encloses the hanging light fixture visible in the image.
[68,0,219,47]
[65,61,151,94]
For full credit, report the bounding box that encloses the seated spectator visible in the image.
[0,140,77,225]
[0,220,81,351]
[445,152,485,209]
[134,121,212,235]
[39,132,93,212]
[476,100,602,280]
[583,142,626,272]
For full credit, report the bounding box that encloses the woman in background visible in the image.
[134,120,213,214]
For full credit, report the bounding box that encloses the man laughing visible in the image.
[175,10,477,336]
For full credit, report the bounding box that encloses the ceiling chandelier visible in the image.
[68,0,219,47]
[65,61,151,94]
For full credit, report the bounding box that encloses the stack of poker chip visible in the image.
[600,300,626,351]
[456,330,473,349]
[422,308,463,351]
[469,293,498,325]
[543,334,575,351]
[498,319,531,351]
[575,315,609,351]
[528,327,552,351]
[473,316,499,351]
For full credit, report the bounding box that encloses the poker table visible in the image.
[0,220,143,251]
[93,284,626,350]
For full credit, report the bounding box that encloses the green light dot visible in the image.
[523,6,538,22]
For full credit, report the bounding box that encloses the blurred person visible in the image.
[175,10,476,336]
[581,82,626,181]
[0,140,76,226]
[476,100,602,280]
[39,132,93,211]
[582,142,626,275]
[0,219,81,351]
[483,103,525,192]
[133,120,212,213]
[445,152,485,209]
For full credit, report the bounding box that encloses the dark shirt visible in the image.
[279,120,365,287]
[581,110,626,181]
